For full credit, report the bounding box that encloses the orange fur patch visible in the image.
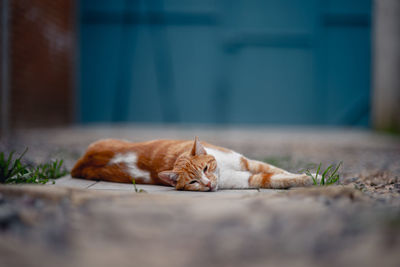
[240,157,250,171]
[248,173,273,188]
[72,139,215,186]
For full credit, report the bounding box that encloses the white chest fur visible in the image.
[204,148,251,189]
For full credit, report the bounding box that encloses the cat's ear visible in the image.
[191,136,207,156]
[158,171,179,186]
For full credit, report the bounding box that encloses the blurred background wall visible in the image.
[1,0,399,134]
[1,0,76,130]
[372,0,400,132]
[79,0,372,125]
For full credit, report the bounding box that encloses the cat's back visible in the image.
[71,138,193,179]
[77,138,193,163]
[85,138,186,153]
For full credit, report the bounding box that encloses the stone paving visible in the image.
[49,175,283,196]
[1,125,400,267]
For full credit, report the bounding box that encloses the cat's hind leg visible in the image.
[239,157,313,189]
[219,170,311,189]
[71,151,152,184]
[240,157,292,175]
[71,160,134,183]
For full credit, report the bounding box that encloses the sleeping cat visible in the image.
[71,137,312,191]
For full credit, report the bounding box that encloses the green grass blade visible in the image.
[5,151,15,177]
[6,151,14,168]
[330,174,340,184]
[330,161,342,178]
[132,178,138,192]
[315,163,321,182]
[321,165,333,185]
[305,169,317,185]
[17,147,28,161]
[8,148,28,178]
[0,152,4,169]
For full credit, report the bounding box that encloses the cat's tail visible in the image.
[70,157,87,178]
[249,173,313,189]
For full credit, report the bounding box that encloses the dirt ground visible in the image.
[1,125,400,267]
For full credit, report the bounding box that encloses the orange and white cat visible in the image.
[71,137,312,191]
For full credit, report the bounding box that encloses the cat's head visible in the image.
[158,137,218,191]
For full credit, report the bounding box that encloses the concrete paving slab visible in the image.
[51,176,285,196]
[1,126,400,267]
[0,184,399,267]
[158,189,275,196]
[87,181,175,192]
[85,181,265,195]
[50,175,97,189]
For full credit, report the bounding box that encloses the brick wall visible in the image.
[9,0,76,128]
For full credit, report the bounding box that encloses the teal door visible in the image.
[79,0,371,126]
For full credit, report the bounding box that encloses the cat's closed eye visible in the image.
[189,180,198,185]
[203,165,208,173]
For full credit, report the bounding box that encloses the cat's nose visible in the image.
[209,186,216,192]
[207,182,217,191]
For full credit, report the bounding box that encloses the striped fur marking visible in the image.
[248,173,273,188]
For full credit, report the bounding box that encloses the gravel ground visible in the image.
[0,125,400,267]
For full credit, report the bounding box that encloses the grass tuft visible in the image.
[304,162,342,186]
[132,178,146,193]
[0,149,68,184]
[0,148,28,183]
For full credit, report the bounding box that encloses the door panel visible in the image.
[79,0,371,126]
